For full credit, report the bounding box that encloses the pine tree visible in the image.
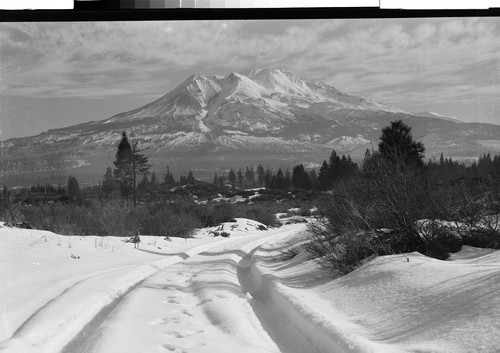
[439,153,445,166]
[318,160,330,190]
[186,170,196,184]
[217,175,225,186]
[378,120,425,167]
[328,150,341,181]
[257,164,266,186]
[284,169,291,189]
[163,166,175,187]
[274,169,285,189]
[308,169,318,190]
[67,176,82,202]
[228,169,236,186]
[101,167,118,200]
[150,172,159,189]
[137,173,150,190]
[237,169,244,186]
[292,164,309,190]
[1,185,11,209]
[301,172,312,190]
[245,167,255,187]
[113,132,133,200]
[113,132,150,206]
[264,169,273,189]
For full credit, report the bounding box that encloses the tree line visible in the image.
[3,124,500,207]
[307,120,500,276]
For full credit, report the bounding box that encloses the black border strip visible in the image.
[1,7,499,22]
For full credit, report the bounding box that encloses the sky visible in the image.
[1,17,500,139]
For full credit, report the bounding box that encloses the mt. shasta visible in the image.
[1,68,499,184]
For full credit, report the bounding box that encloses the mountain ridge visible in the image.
[1,68,499,185]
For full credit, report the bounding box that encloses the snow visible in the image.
[1,218,499,353]
[414,111,464,123]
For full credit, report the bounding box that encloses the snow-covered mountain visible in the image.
[413,111,464,123]
[1,68,500,184]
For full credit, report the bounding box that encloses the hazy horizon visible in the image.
[1,18,500,140]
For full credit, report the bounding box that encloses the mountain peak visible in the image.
[3,68,500,186]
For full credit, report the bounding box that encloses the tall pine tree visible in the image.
[113,132,150,206]
[378,120,425,167]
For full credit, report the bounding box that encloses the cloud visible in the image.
[1,18,500,123]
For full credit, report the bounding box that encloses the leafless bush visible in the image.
[444,184,500,249]
[307,155,468,276]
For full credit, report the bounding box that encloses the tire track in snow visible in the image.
[0,237,235,353]
[9,264,141,340]
[57,233,280,353]
[237,230,389,353]
[237,236,324,353]
[66,227,301,353]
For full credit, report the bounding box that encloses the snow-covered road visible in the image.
[1,218,500,353]
[0,220,319,353]
[65,226,298,353]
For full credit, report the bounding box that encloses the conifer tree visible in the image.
[137,173,149,190]
[292,164,305,189]
[113,131,150,206]
[228,169,236,186]
[284,169,291,189]
[186,170,196,184]
[101,167,117,199]
[274,168,285,189]
[318,160,330,190]
[245,167,255,186]
[150,172,159,189]
[257,164,266,186]
[67,176,82,202]
[308,169,318,190]
[237,169,244,186]
[113,132,133,200]
[378,120,425,167]
[264,169,273,188]
[163,166,175,186]
[217,175,225,186]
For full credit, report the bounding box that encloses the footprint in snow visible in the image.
[172,331,184,338]
[162,344,177,352]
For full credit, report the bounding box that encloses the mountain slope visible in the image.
[1,68,500,185]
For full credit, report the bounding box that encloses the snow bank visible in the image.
[0,227,230,353]
[244,235,396,353]
[247,232,500,353]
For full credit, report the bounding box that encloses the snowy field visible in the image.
[0,218,499,353]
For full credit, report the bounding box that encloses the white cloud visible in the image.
[0,17,499,124]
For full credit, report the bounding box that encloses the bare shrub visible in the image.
[242,205,280,227]
[307,154,465,276]
[444,182,500,249]
[139,202,201,238]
